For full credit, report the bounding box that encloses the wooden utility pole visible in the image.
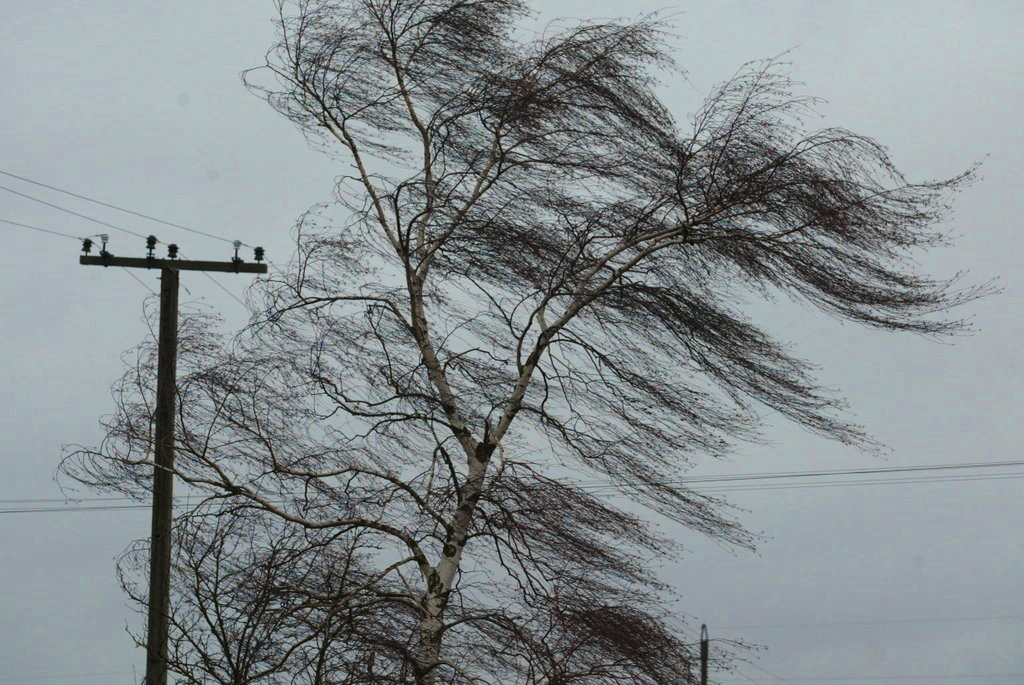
[700,623,709,685]
[145,262,177,685]
[80,235,266,685]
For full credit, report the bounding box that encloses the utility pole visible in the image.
[700,623,709,685]
[80,234,266,685]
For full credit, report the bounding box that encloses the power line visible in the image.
[561,459,1024,492]
[0,670,134,682]
[1,217,84,241]
[3,461,1022,514]
[718,614,1024,630]
[0,168,249,246]
[6,471,1015,511]
[3,218,157,295]
[0,496,134,503]
[742,660,795,685]
[178,248,253,313]
[0,183,150,240]
[0,169,288,282]
[121,267,157,295]
[4,471,1021,509]
[199,270,250,311]
[5,472,1020,510]
[693,472,1024,494]
[3,209,254,311]
[718,675,1024,682]
[2,168,289,315]
[0,503,156,514]
[0,496,290,515]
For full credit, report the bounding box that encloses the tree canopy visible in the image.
[64,1,986,682]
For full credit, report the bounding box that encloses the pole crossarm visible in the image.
[80,255,268,274]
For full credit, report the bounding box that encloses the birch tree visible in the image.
[64,1,987,682]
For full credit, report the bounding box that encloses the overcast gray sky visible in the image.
[1,1,1021,683]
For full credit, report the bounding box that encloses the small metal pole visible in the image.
[700,623,709,685]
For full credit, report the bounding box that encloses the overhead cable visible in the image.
[0,168,249,246]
